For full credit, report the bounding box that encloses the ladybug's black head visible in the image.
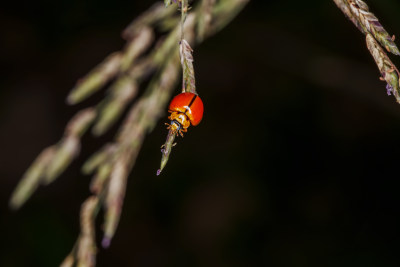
[171,120,182,131]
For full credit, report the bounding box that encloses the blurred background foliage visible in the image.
[2,0,400,266]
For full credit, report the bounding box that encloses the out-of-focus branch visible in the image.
[9,108,96,209]
[9,1,250,266]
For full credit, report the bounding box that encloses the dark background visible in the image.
[2,0,400,266]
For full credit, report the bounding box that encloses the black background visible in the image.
[1,0,400,266]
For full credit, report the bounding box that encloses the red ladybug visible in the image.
[167,92,204,136]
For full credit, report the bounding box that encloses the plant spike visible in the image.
[157,128,177,175]
[164,0,174,8]
[9,108,96,209]
[347,0,400,55]
[67,54,122,105]
[102,154,129,248]
[334,0,400,103]
[157,0,199,175]
[9,1,249,266]
[9,146,56,210]
[366,33,400,102]
[77,196,98,267]
[197,0,216,42]
[181,0,189,39]
[92,79,138,136]
[333,0,366,34]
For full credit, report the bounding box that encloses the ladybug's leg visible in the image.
[178,127,188,137]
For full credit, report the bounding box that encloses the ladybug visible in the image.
[167,92,204,136]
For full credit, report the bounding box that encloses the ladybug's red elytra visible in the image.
[167,92,204,136]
